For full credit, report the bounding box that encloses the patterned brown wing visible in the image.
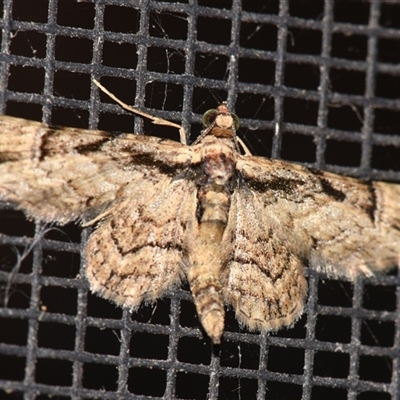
[237,155,400,280]
[221,187,307,332]
[85,174,197,309]
[0,115,192,223]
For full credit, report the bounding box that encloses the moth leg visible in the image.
[237,137,252,156]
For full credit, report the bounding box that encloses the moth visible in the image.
[1,87,400,344]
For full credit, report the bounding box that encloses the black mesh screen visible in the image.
[1,0,400,399]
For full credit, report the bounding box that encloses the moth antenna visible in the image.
[93,79,187,144]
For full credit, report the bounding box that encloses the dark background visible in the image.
[0,1,400,399]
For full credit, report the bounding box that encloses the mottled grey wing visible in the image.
[237,155,400,280]
[85,174,197,310]
[0,115,192,224]
[220,186,307,333]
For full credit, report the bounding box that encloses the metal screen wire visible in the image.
[0,0,400,399]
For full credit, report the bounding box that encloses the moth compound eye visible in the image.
[202,109,218,127]
[232,114,240,131]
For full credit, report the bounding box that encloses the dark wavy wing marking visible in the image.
[85,172,197,309]
[0,115,193,223]
[221,187,307,332]
[236,155,400,279]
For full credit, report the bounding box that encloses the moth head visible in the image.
[202,103,240,131]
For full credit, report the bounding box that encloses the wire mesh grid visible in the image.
[0,0,400,399]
